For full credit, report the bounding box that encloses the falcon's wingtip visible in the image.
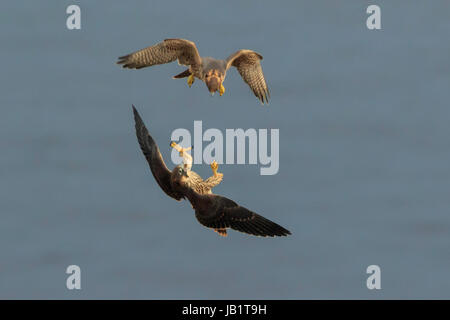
[132,105,144,125]
[132,104,138,115]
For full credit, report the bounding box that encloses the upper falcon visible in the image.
[117,38,270,104]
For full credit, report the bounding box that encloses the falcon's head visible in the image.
[172,165,189,185]
[204,70,224,95]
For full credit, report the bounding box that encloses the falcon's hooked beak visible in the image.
[181,168,189,178]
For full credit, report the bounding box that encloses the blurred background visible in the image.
[0,0,449,299]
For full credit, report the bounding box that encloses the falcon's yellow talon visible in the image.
[187,74,195,88]
[171,141,192,157]
[181,146,192,156]
[219,84,225,96]
[210,160,219,175]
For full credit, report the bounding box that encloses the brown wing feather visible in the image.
[226,49,270,104]
[190,192,291,237]
[117,39,201,70]
[202,173,223,190]
[132,106,182,201]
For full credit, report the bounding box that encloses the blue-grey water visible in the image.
[1,0,450,299]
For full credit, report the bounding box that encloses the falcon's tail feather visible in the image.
[173,69,191,79]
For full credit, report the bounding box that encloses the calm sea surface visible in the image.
[1,1,449,298]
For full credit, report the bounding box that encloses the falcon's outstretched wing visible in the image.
[118,39,201,70]
[226,49,270,104]
[132,106,183,201]
[189,191,290,237]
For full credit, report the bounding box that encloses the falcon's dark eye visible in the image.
[178,168,183,174]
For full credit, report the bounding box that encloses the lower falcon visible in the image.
[132,106,290,237]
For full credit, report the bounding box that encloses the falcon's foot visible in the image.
[170,141,192,157]
[187,74,195,88]
[219,84,225,96]
[210,160,220,176]
[214,228,228,237]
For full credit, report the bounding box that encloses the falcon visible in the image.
[118,39,270,104]
[132,105,290,237]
